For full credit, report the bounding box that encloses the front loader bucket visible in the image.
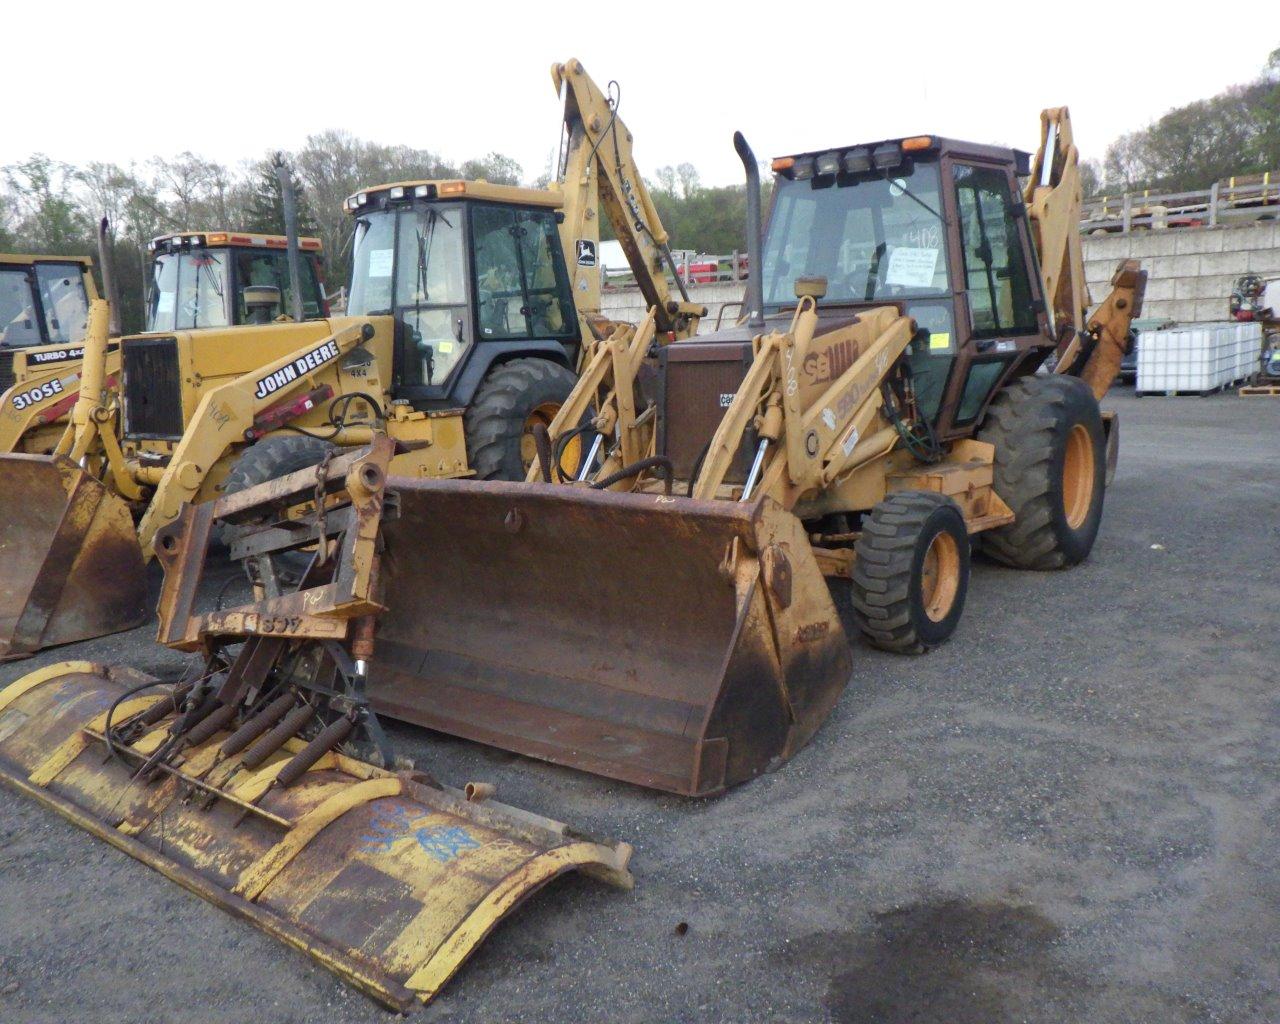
[371,479,853,796]
[0,662,634,1012]
[0,454,147,660]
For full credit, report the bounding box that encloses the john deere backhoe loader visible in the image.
[0,230,328,456]
[0,58,696,661]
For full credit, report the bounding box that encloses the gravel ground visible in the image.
[1,391,1277,1024]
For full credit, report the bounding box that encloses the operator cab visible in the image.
[0,254,95,390]
[146,232,328,333]
[344,180,580,407]
[760,135,1045,438]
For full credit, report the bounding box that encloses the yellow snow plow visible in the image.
[0,438,633,1011]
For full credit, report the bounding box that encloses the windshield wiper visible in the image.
[884,174,942,221]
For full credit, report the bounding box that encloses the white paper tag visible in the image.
[367,248,394,278]
[884,247,939,288]
[841,426,860,456]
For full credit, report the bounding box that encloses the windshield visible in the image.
[761,162,949,308]
[148,251,230,331]
[349,204,468,386]
[0,268,42,347]
[35,264,90,343]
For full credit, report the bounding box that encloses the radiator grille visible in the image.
[0,351,13,393]
[123,337,184,439]
[659,343,754,485]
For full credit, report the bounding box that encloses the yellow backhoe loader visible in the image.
[343,108,1142,797]
[0,58,696,660]
[1,229,328,456]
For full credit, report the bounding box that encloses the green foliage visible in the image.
[1101,49,1280,193]
[243,152,320,237]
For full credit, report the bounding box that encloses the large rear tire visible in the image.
[218,434,336,547]
[976,375,1106,569]
[464,358,580,480]
[851,490,970,654]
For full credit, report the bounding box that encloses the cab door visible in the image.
[937,160,1043,437]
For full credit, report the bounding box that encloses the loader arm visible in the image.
[696,303,917,507]
[134,320,375,558]
[553,58,703,339]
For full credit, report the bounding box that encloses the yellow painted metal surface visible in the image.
[0,663,633,1011]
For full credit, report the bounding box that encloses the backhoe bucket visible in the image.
[0,454,147,660]
[371,479,853,796]
[0,661,634,1012]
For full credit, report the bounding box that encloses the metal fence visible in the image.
[1082,174,1279,234]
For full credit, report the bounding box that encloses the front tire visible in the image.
[851,491,971,654]
[976,375,1106,569]
[217,434,336,549]
[464,358,580,480]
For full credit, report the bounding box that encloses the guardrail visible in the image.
[1082,174,1279,234]
[603,250,750,288]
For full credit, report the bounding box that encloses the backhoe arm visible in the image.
[553,59,703,339]
[1027,107,1147,401]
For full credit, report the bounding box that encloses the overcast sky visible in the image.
[9,3,1275,187]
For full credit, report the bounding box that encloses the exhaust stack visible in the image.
[734,132,766,330]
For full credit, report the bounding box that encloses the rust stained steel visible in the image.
[0,454,147,661]
[369,476,852,797]
[0,661,634,1011]
[153,437,393,650]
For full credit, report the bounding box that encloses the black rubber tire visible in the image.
[851,490,971,654]
[218,434,336,546]
[976,374,1106,570]
[463,358,579,480]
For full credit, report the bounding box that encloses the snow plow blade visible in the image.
[0,661,634,1012]
[371,478,853,796]
[0,454,147,660]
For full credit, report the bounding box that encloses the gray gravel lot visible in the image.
[1,391,1277,1023]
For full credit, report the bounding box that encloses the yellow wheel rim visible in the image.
[920,531,961,623]
[1062,423,1095,530]
[521,402,582,478]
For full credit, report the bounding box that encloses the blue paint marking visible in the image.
[414,825,481,863]
[358,804,481,863]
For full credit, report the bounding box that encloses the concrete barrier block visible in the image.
[1190,274,1234,300]
[1163,299,1199,323]
[1247,248,1280,273]
[1193,299,1227,322]
[1165,254,1202,277]
[1174,230,1223,254]
[1199,251,1249,276]
[1143,277,1175,301]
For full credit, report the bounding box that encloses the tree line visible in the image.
[5,45,1277,332]
[0,135,523,333]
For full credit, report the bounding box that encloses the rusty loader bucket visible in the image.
[370,478,853,796]
[0,454,147,660]
[0,660,633,1012]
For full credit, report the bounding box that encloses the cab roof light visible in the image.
[388,186,405,200]
[871,143,902,171]
[814,152,841,179]
[438,181,467,195]
[413,184,434,199]
[771,157,795,175]
[901,135,933,152]
[841,148,872,174]
[790,158,815,181]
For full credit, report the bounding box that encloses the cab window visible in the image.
[148,251,230,331]
[0,269,41,346]
[34,264,89,343]
[234,250,323,322]
[952,164,1035,337]
[473,206,574,340]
